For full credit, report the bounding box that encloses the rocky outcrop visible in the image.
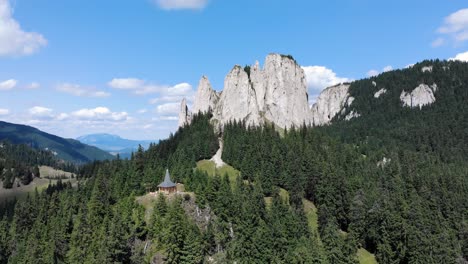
[421,66,433,73]
[310,84,352,126]
[260,54,311,128]
[400,83,437,109]
[214,65,261,127]
[345,110,360,121]
[192,76,219,114]
[374,88,387,98]
[178,98,192,127]
[179,53,313,129]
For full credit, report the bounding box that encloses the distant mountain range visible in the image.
[0,121,114,163]
[77,133,157,158]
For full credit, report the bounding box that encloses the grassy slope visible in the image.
[0,166,77,203]
[196,160,240,187]
[357,248,378,264]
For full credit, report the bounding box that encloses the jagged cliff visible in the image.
[178,56,443,130]
[180,54,313,129]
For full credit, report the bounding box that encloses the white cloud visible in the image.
[0,0,47,56]
[71,107,129,121]
[108,78,145,90]
[366,70,379,77]
[437,8,468,44]
[137,109,148,114]
[449,51,468,62]
[155,0,208,10]
[302,66,351,104]
[156,102,180,115]
[383,65,393,72]
[149,82,194,104]
[431,37,445,47]
[25,82,40,89]
[56,113,69,121]
[108,78,167,95]
[0,108,9,115]
[366,65,394,77]
[56,83,110,98]
[29,106,53,119]
[302,66,350,92]
[0,79,16,90]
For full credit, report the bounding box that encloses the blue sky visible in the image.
[0,0,467,140]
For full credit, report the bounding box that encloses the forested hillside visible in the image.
[0,121,114,163]
[0,61,467,263]
[0,141,75,189]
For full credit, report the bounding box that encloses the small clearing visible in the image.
[196,160,240,187]
[357,248,378,264]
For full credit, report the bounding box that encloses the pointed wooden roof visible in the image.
[158,169,176,188]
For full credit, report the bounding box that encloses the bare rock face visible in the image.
[212,53,312,128]
[374,88,387,98]
[178,98,192,127]
[400,83,437,109]
[261,54,312,128]
[214,65,261,127]
[421,66,433,73]
[192,76,219,114]
[311,84,351,126]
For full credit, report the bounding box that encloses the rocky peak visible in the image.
[214,65,261,127]
[178,53,330,129]
[311,83,352,126]
[193,76,219,114]
[178,98,192,128]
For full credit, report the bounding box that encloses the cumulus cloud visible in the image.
[108,78,145,90]
[56,83,110,98]
[155,0,208,10]
[0,0,47,56]
[71,107,129,121]
[436,8,468,44]
[0,79,16,90]
[108,78,167,95]
[302,66,350,92]
[367,65,394,77]
[302,66,351,104]
[156,102,180,116]
[29,106,53,119]
[382,65,393,72]
[149,83,194,104]
[0,108,9,115]
[366,70,379,77]
[449,51,468,62]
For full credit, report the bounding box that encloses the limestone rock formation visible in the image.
[214,65,261,127]
[421,66,433,73]
[345,110,360,121]
[374,88,387,98]
[178,98,192,127]
[310,84,351,126]
[213,54,312,128]
[260,54,311,128]
[178,53,312,129]
[192,76,219,114]
[400,83,437,109]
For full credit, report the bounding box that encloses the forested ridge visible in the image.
[0,121,115,163]
[0,141,75,189]
[0,60,467,263]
